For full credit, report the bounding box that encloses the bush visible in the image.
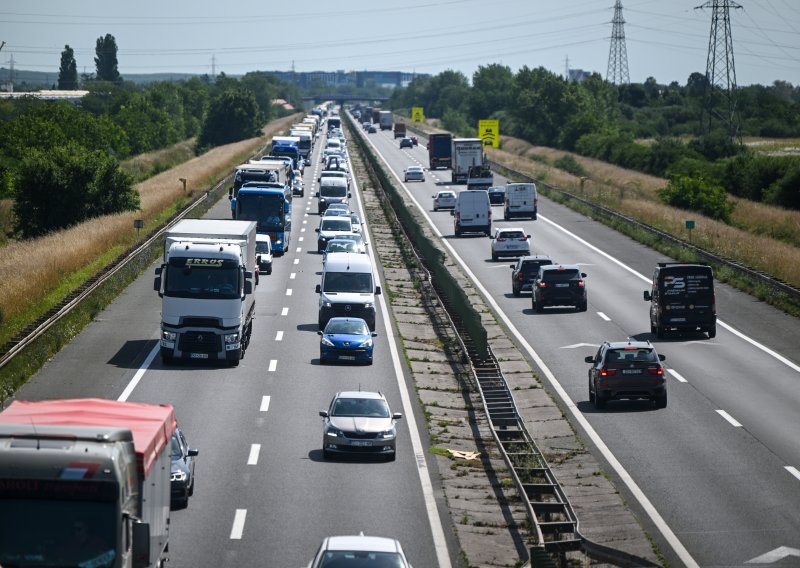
[196,88,263,151]
[553,155,586,177]
[12,142,139,238]
[763,162,800,209]
[658,175,735,223]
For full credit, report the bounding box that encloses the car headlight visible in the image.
[322,301,332,308]
[275,239,281,245]
[162,331,177,341]
[359,337,373,348]
[320,336,335,347]
[363,302,373,309]
[171,471,187,482]
[378,429,396,439]
[325,428,342,438]
[224,333,240,344]
[320,198,327,203]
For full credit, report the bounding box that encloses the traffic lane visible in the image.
[364,126,800,563]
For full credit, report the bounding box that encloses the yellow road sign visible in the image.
[478,119,499,148]
[411,106,425,122]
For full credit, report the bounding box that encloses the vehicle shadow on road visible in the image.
[576,400,658,414]
[297,323,319,333]
[306,449,393,464]
[108,339,158,369]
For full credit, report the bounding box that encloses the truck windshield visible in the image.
[323,272,373,293]
[236,193,286,232]
[0,499,116,568]
[165,258,240,300]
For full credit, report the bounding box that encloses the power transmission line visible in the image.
[696,0,742,138]
[607,0,630,85]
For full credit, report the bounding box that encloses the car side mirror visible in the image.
[244,281,253,295]
[584,356,595,364]
[347,193,352,198]
[315,191,320,197]
[658,354,666,362]
[188,449,199,457]
[317,330,323,336]
[643,291,652,301]
[527,235,531,239]
[392,413,403,420]
[371,332,377,337]
[315,228,320,232]
[319,410,329,418]
[509,264,515,269]
[581,272,587,278]
[375,285,382,295]
[315,284,321,294]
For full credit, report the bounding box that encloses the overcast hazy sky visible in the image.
[1,0,798,86]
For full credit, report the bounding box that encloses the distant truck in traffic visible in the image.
[0,398,177,568]
[155,219,257,366]
[466,164,494,191]
[427,133,453,169]
[451,138,484,184]
[379,110,393,131]
[372,109,381,124]
[393,122,406,139]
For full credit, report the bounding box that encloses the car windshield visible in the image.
[331,398,390,418]
[499,231,525,239]
[256,242,270,253]
[318,551,405,567]
[323,272,373,293]
[542,269,581,282]
[326,241,357,254]
[320,185,347,198]
[607,348,658,364]
[321,219,352,232]
[325,320,369,335]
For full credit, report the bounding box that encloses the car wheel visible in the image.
[578,302,588,312]
[491,252,498,261]
[654,391,668,409]
[650,324,656,335]
[503,212,509,221]
[322,449,331,460]
[594,391,607,409]
[536,300,545,313]
[588,383,595,403]
[228,357,240,367]
[266,266,272,275]
[188,478,195,496]
[512,287,520,297]
[454,226,461,237]
[433,206,438,212]
[386,452,396,462]
[707,325,717,339]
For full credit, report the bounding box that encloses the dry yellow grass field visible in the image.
[0,114,299,328]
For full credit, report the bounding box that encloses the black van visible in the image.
[644,263,716,338]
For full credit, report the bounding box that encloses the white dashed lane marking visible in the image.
[247,444,261,465]
[716,409,743,427]
[268,360,277,372]
[281,307,289,316]
[786,466,800,482]
[286,289,292,296]
[260,396,271,411]
[230,509,247,539]
[275,331,283,341]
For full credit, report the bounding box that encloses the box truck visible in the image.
[451,138,484,184]
[155,219,257,366]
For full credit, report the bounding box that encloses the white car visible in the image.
[432,190,456,211]
[403,166,425,182]
[490,227,531,261]
[308,533,412,568]
[316,216,354,253]
[255,234,273,275]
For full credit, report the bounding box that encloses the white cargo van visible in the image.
[316,253,381,330]
[504,183,538,220]
[453,190,491,237]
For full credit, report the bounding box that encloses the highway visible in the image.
[13,132,456,567]
[359,122,800,567]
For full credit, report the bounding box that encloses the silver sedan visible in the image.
[319,391,402,461]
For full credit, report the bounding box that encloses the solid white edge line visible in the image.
[260,395,271,412]
[230,509,247,539]
[667,368,688,383]
[716,409,743,427]
[268,360,277,372]
[117,341,160,402]
[247,444,261,465]
[785,466,800,481]
[364,131,700,568]
[350,135,453,568]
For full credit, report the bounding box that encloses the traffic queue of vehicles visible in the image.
[356,106,718,414]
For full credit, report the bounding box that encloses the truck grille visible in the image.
[181,317,222,328]
[179,333,221,353]
[331,304,370,318]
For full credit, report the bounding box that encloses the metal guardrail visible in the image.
[349,113,660,568]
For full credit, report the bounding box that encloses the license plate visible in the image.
[670,317,686,322]
[555,283,570,288]
[189,353,209,359]
[349,440,371,447]
[339,355,355,361]
[622,369,642,375]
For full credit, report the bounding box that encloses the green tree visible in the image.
[197,88,263,150]
[658,174,734,222]
[469,64,514,123]
[58,45,79,90]
[95,34,121,83]
[12,142,139,237]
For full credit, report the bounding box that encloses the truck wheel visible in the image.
[160,349,174,366]
[532,213,538,221]
[454,226,461,237]
[656,326,665,339]
[707,325,717,339]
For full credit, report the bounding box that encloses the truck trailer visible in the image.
[379,110,393,131]
[427,133,453,169]
[0,398,176,568]
[451,138,484,184]
[155,219,257,366]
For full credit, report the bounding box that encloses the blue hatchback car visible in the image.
[318,317,376,365]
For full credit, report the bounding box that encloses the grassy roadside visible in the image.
[0,114,300,389]
[403,117,800,316]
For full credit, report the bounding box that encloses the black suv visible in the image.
[510,255,554,296]
[585,340,667,409]
[532,264,587,311]
[644,262,716,339]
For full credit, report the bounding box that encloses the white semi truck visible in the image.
[0,398,176,568]
[379,110,393,131]
[451,138,485,184]
[154,219,257,366]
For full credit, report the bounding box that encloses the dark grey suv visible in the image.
[532,264,587,311]
[585,340,667,409]
[510,255,554,296]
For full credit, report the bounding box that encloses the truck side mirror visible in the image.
[244,281,253,295]
[375,285,382,295]
[132,521,151,568]
[643,291,651,301]
[153,276,162,294]
[315,191,320,198]
[316,284,321,294]
[347,193,352,198]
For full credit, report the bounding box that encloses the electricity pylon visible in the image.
[696,0,742,138]
[606,0,630,85]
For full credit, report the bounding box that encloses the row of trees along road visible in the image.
[390,65,800,218]
[1,34,301,240]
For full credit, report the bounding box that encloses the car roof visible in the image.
[497,227,525,232]
[322,534,399,553]
[326,317,369,326]
[605,339,655,350]
[321,216,352,223]
[541,263,581,272]
[334,391,385,401]
[255,234,271,242]
[407,165,422,170]
[519,255,551,261]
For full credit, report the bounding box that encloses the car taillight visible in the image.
[648,366,663,376]
[517,273,523,281]
[538,281,546,287]
[600,368,617,377]
[577,281,585,287]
